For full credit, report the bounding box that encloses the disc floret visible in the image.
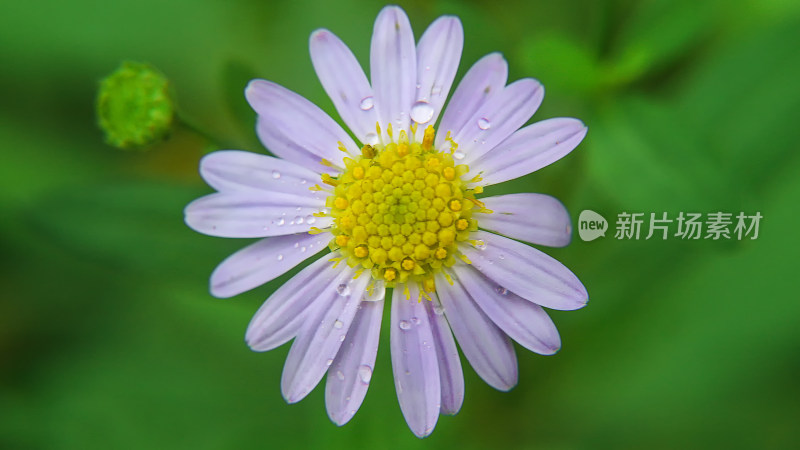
[324,124,480,293]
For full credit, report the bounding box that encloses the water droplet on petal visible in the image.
[359,96,374,111]
[358,365,373,383]
[300,246,307,253]
[495,286,509,296]
[399,320,411,330]
[338,334,346,342]
[453,150,465,160]
[410,316,421,326]
[475,240,487,250]
[277,218,285,226]
[477,117,491,130]
[271,170,281,179]
[410,101,434,124]
[325,358,334,367]
[336,283,351,296]
[306,215,316,225]
[293,242,299,248]
[433,305,444,315]
[364,132,379,145]
[333,320,343,329]
[294,215,304,225]
[277,254,284,261]
[431,85,442,96]
[336,370,345,381]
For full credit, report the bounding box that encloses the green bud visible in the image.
[97,61,174,149]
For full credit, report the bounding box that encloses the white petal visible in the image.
[325,293,385,426]
[246,79,358,169]
[477,193,572,247]
[459,230,588,310]
[281,270,369,403]
[184,192,330,238]
[456,78,544,165]
[245,254,340,352]
[391,283,440,438]
[210,232,330,298]
[470,118,588,185]
[425,298,464,415]
[436,53,507,147]
[452,264,561,355]
[310,29,378,144]
[200,150,324,201]
[370,6,416,139]
[413,16,463,137]
[435,272,518,391]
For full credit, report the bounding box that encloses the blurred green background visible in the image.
[2,0,799,448]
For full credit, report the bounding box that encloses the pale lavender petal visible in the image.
[246,79,358,169]
[459,230,588,310]
[325,292,385,426]
[245,254,340,352]
[436,53,507,147]
[184,192,330,238]
[391,284,440,438]
[371,6,416,139]
[470,118,588,185]
[424,299,464,415]
[413,16,463,135]
[477,193,572,247]
[456,78,544,165]
[435,272,518,391]
[281,270,369,403]
[200,150,324,201]
[452,264,561,355]
[310,29,378,144]
[210,232,330,298]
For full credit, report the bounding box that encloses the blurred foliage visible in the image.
[1,0,799,449]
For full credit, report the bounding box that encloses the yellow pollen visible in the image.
[325,124,481,288]
[354,245,368,258]
[334,197,349,209]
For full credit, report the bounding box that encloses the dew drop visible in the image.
[475,240,487,250]
[410,316,421,326]
[336,370,345,381]
[325,358,334,367]
[499,253,505,260]
[277,218,285,226]
[271,170,281,179]
[293,242,299,249]
[358,365,373,383]
[433,305,444,315]
[300,179,307,185]
[364,132,379,145]
[294,215,304,225]
[333,320,343,329]
[410,101,434,124]
[300,246,307,253]
[306,215,316,225]
[453,150,465,160]
[399,320,411,330]
[495,286,509,296]
[359,96,374,111]
[338,334,346,342]
[277,254,284,261]
[477,117,492,130]
[431,85,442,96]
[336,283,351,296]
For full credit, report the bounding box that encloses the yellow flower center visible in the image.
[323,124,480,292]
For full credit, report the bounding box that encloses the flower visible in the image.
[185,5,588,438]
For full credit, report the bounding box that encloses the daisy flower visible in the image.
[185,5,588,438]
